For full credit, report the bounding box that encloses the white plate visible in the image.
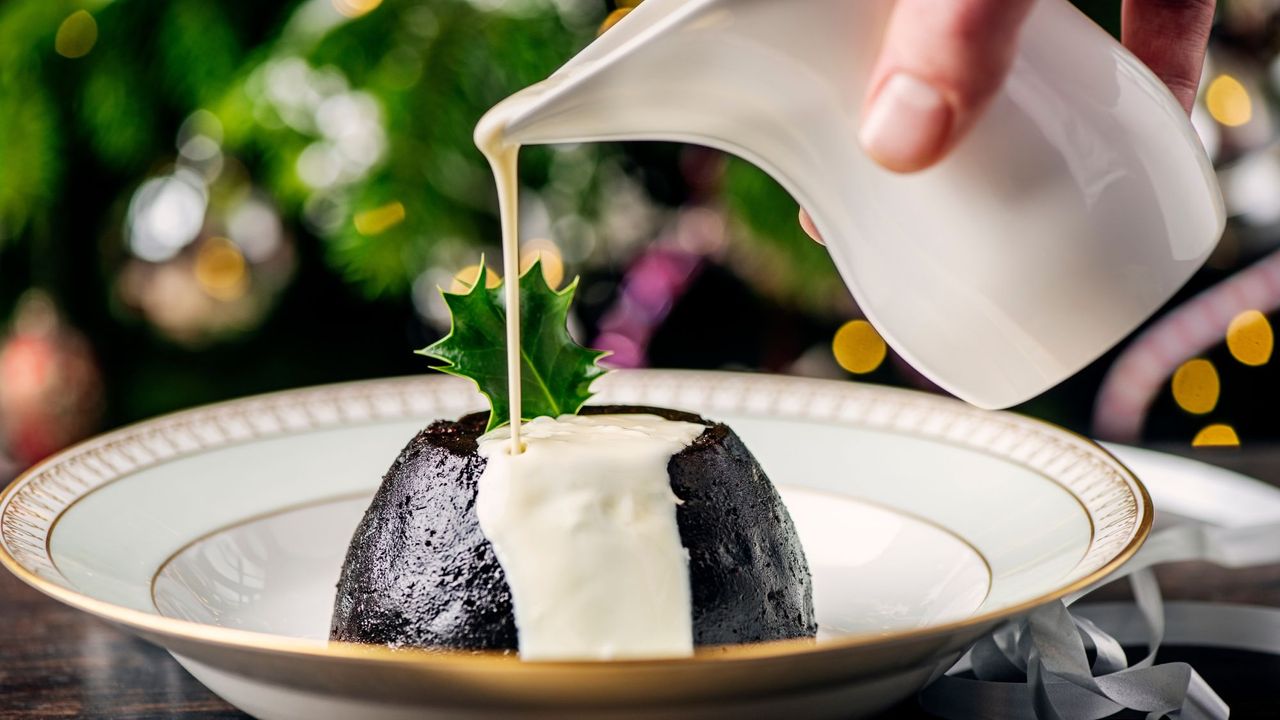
[0,371,1149,719]
[150,490,992,640]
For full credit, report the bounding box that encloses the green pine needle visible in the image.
[418,259,608,431]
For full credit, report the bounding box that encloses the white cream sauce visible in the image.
[475,414,704,660]
[473,101,527,453]
[475,86,705,660]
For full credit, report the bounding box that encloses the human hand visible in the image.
[800,0,1216,241]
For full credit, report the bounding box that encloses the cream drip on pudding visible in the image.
[476,413,705,660]
[330,405,818,655]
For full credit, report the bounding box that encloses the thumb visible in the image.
[860,0,1035,173]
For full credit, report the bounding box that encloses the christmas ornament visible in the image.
[0,291,103,466]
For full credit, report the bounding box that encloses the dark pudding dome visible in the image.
[331,405,816,657]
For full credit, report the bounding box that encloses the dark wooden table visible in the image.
[2,446,1279,718]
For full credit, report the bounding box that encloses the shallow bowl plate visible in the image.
[0,371,1149,719]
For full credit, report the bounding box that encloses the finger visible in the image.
[1122,0,1216,113]
[860,0,1035,173]
[798,208,825,245]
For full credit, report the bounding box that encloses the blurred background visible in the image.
[0,0,1276,481]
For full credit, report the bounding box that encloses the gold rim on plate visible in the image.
[0,371,1152,669]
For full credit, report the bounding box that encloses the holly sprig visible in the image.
[419,260,607,431]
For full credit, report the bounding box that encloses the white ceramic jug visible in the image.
[484,0,1224,409]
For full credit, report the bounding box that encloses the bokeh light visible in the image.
[1218,150,1280,227]
[176,110,225,181]
[118,114,294,348]
[332,0,383,18]
[256,59,387,191]
[353,201,405,236]
[1226,309,1274,366]
[228,195,285,263]
[832,320,886,375]
[1171,358,1220,414]
[1206,74,1253,127]
[520,238,566,289]
[126,170,209,263]
[412,267,455,330]
[450,264,502,294]
[54,11,97,59]
[598,7,632,34]
[194,237,249,301]
[1192,423,1241,447]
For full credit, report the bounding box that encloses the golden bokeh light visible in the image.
[598,7,633,34]
[353,201,405,236]
[1226,309,1273,366]
[55,11,98,59]
[1206,74,1252,127]
[519,239,566,289]
[332,0,383,18]
[450,264,502,294]
[1192,423,1241,448]
[832,320,886,375]
[1171,358,1220,414]
[194,237,248,301]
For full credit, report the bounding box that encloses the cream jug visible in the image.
[479,0,1224,409]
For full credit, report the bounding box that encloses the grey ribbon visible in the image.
[1078,602,1280,655]
[918,520,1280,719]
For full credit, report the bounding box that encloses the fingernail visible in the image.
[859,73,951,173]
[798,209,825,245]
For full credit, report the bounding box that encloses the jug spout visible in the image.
[482,0,1223,410]
[482,0,888,150]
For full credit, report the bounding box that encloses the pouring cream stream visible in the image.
[473,85,703,660]
[474,100,526,454]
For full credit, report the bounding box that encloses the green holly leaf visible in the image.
[418,260,608,431]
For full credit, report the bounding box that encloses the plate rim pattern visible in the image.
[0,370,1151,668]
